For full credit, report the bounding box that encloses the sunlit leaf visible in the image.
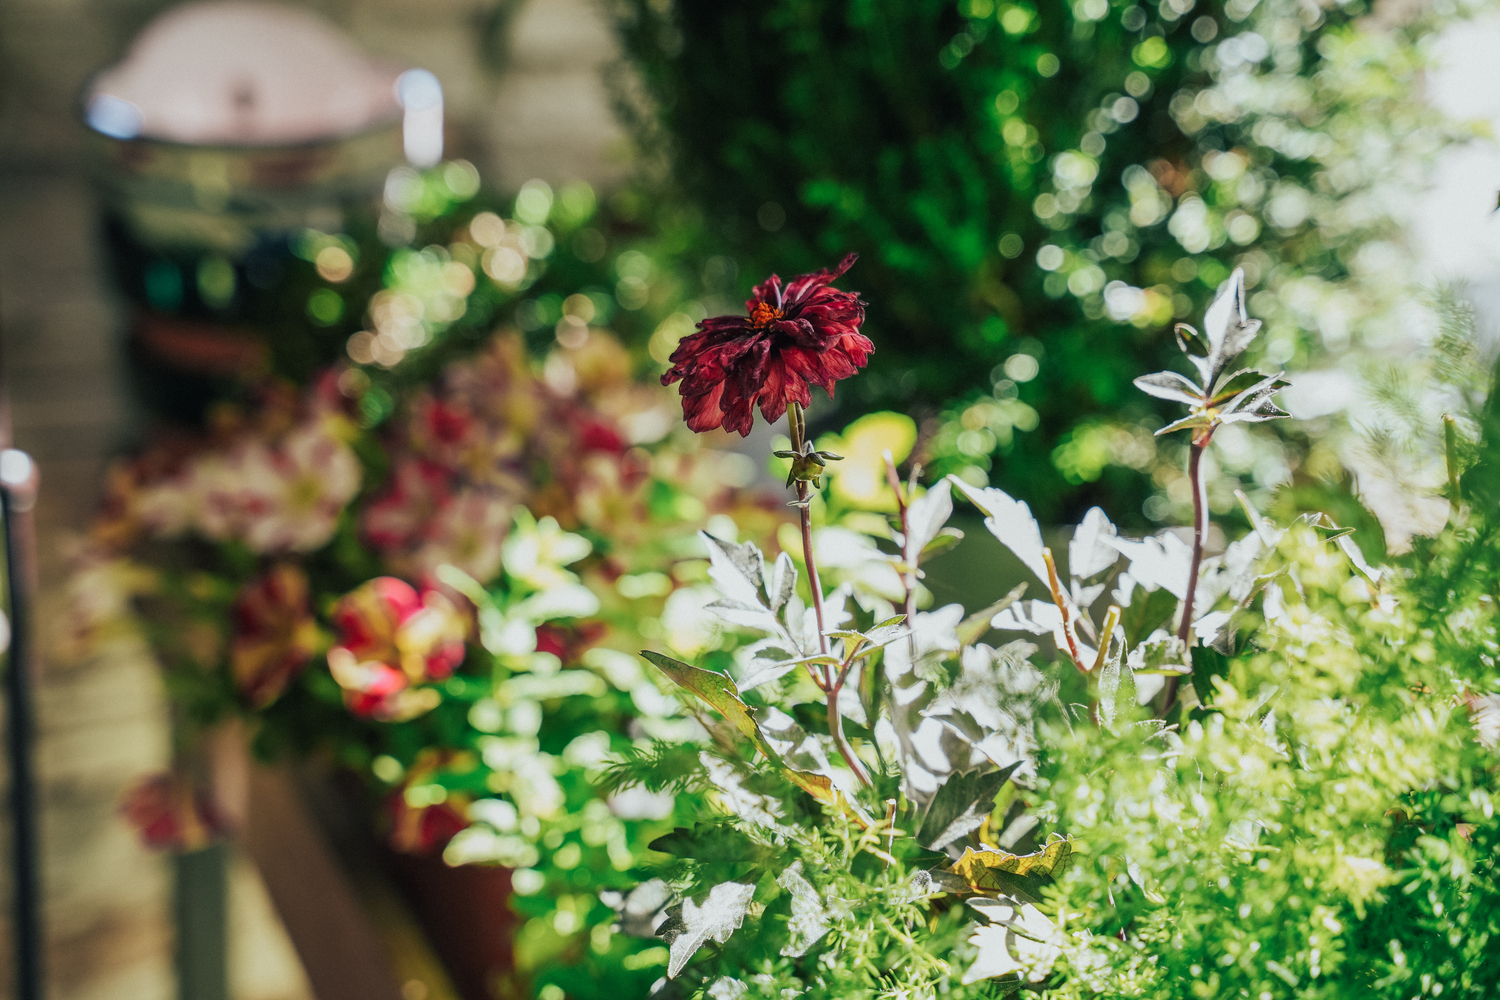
[905,478,955,558]
[948,477,1050,585]
[1106,532,1194,601]
[766,551,797,615]
[777,861,833,957]
[990,599,1063,636]
[948,837,1075,904]
[919,528,964,563]
[1097,650,1136,731]
[1134,371,1204,405]
[1126,631,1192,675]
[701,532,767,608]
[1068,507,1120,581]
[642,651,781,762]
[1155,411,1215,437]
[657,879,756,977]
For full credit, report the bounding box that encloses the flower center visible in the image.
[748,302,781,328]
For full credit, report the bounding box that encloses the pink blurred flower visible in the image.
[361,457,454,552]
[119,772,229,852]
[326,577,467,720]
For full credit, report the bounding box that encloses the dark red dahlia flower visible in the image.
[662,253,872,436]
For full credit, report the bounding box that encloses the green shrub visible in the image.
[611,266,1500,998]
[607,0,1469,525]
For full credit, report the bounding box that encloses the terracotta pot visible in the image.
[382,848,520,1000]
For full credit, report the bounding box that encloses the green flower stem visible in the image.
[789,402,872,789]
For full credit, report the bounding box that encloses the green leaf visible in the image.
[919,529,964,563]
[642,651,782,764]
[948,837,1076,905]
[918,762,1022,851]
[649,823,775,864]
[643,651,871,823]
[1118,586,1178,648]
[957,582,1028,647]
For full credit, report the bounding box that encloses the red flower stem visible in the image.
[789,403,871,788]
[883,451,919,659]
[1163,431,1211,716]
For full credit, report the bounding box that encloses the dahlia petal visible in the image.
[681,380,728,432]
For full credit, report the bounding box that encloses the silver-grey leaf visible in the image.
[658,880,757,977]
[1133,371,1204,405]
[1104,532,1193,601]
[767,551,797,615]
[905,479,955,558]
[1068,506,1120,581]
[1097,650,1136,731]
[1218,371,1288,416]
[777,861,832,957]
[990,600,1063,636]
[949,476,1050,586]
[702,532,767,608]
[704,598,782,634]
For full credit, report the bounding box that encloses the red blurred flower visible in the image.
[661,253,872,436]
[361,458,454,552]
[327,577,467,720]
[119,773,229,851]
[387,793,469,855]
[231,563,320,709]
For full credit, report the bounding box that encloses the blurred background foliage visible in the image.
[604,0,1472,529]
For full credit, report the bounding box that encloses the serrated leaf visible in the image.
[658,880,756,977]
[918,762,1022,851]
[948,838,1075,905]
[990,599,1063,636]
[777,861,832,957]
[905,479,955,558]
[735,651,838,693]
[1208,367,1270,404]
[643,653,868,822]
[643,651,781,763]
[704,598,782,634]
[1134,371,1204,405]
[957,583,1028,646]
[767,552,797,615]
[1126,632,1192,675]
[1218,371,1290,416]
[648,823,775,864]
[948,477,1050,586]
[702,532,767,608]
[1106,533,1193,601]
[1068,507,1119,581]
[1097,652,1136,731]
[1199,268,1261,384]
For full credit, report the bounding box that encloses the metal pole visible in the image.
[2,447,42,1000]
